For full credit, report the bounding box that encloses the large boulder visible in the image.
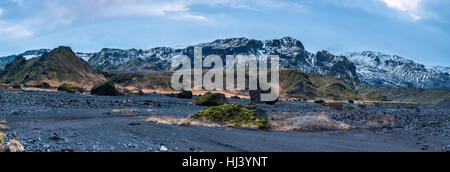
[192,104,269,130]
[91,81,120,96]
[58,84,83,93]
[250,89,279,105]
[12,84,21,89]
[193,92,228,106]
[249,79,279,105]
[177,91,193,99]
[38,82,51,89]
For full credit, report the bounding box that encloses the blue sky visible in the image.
[0,0,449,66]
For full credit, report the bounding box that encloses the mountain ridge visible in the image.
[81,37,359,88]
[1,37,449,90]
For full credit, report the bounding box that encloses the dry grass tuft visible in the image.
[0,124,10,131]
[364,121,384,129]
[0,145,6,152]
[367,115,397,124]
[0,140,25,152]
[5,140,25,152]
[272,114,351,131]
[112,108,140,115]
[146,116,224,128]
[0,132,6,143]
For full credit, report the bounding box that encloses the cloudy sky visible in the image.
[0,0,449,66]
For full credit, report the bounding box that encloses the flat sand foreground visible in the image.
[1,90,448,152]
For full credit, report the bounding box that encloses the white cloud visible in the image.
[380,0,423,20]
[0,0,305,40]
[0,8,4,16]
[0,21,33,39]
[72,0,204,21]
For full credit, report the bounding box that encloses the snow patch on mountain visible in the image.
[0,49,50,70]
[345,51,450,89]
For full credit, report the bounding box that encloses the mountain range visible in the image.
[1,37,449,90]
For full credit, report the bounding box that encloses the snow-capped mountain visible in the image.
[85,47,179,71]
[3,37,448,90]
[346,51,450,89]
[83,37,358,87]
[427,66,450,74]
[0,49,50,69]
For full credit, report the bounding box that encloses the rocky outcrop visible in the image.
[176,91,193,99]
[193,92,228,106]
[91,81,120,96]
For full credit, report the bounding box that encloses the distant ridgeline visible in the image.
[1,37,449,104]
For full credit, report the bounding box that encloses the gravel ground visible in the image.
[0,90,449,152]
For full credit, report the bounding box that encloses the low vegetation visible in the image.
[58,84,83,93]
[192,104,269,130]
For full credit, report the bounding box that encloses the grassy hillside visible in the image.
[106,68,359,101]
[106,71,173,90]
[359,85,450,106]
[0,46,106,88]
[280,69,358,100]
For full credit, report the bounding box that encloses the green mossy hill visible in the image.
[280,69,358,101]
[192,104,269,130]
[58,84,83,93]
[0,46,106,88]
[91,81,120,96]
[193,92,229,106]
[359,85,450,106]
[365,92,390,101]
